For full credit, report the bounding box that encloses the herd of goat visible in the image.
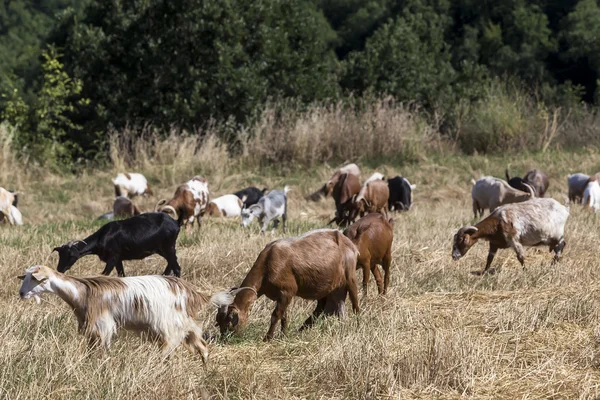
[6,163,600,363]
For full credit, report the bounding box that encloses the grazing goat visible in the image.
[18,265,208,362]
[328,173,361,227]
[212,229,360,340]
[98,196,140,221]
[351,179,389,221]
[387,176,416,211]
[205,194,243,217]
[568,173,592,203]
[506,168,549,197]
[54,212,181,277]
[471,176,532,218]
[233,187,268,208]
[306,163,361,201]
[156,176,209,228]
[583,180,600,211]
[241,187,289,233]
[0,187,22,225]
[113,173,153,198]
[344,214,393,295]
[452,198,569,274]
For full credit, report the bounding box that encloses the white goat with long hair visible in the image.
[18,265,209,362]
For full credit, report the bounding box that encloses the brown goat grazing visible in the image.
[328,173,361,227]
[306,163,361,201]
[344,214,393,295]
[351,180,389,221]
[113,196,141,218]
[212,229,360,341]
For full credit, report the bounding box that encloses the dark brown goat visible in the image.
[328,173,361,227]
[344,214,394,295]
[351,179,389,221]
[213,229,360,341]
[113,196,141,218]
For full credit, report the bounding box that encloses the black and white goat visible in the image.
[53,212,181,277]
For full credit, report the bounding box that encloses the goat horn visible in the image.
[161,205,178,220]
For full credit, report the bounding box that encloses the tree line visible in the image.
[1,0,599,163]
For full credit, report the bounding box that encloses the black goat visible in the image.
[233,186,268,208]
[53,213,181,277]
[387,176,415,211]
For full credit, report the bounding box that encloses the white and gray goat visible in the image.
[241,186,289,233]
[452,198,569,274]
[471,176,532,217]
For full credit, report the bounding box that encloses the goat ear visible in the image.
[410,184,417,190]
[17,275,25,281]
[32,270,48,282]
[241,195,248,202]
[52,246,61,253]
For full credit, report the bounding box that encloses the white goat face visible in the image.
[17,265,51,304]
[241,205,261,227]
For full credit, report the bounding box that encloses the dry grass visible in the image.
[2,142,600,398]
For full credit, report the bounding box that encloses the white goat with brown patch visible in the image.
[156,176,209,228]
[205,194,243,217]
[18,265,209,362]
[113,173,153,198]
[452,198,569,275]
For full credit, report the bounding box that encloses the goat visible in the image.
[452,198,569,275]
[233,187,268,208]
[212,229,360,340]
[18,265,208,362]
[205,194,243,217]
[343,214,393,295]
[156,176,209,228]
[53,212,181,277]
[387,176,416,211]
[0,187,22,225]
[471,176,532,218]
[364,172,385,185]
[241,186,289,233]
[583,180,600,211]
[351,179,389,221]
[506,168,549,197]
[568,173,592,204]
[328,173,361,227]
[306,163,360,201]
[113,173,153,198]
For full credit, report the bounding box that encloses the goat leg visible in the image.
[115,261,126,277]
[300,299,326,331]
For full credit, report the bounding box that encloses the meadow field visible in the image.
[2,143,600,399]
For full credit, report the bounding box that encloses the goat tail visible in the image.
[470,178,476,185]
[283,185,290,195]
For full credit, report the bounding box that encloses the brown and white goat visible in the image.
[344,214,393,295]
[452,198,569,275]
[306,163,361,201]
[18,265,209,362]
[212,229,360,341]
[156,176,209,228]
[327,173,361,227]
[113,173,153,198]
[205,194,243,217]
[471,176,532,217]
[351,179,390,221]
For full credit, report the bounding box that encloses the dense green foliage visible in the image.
[1,0,600,163]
